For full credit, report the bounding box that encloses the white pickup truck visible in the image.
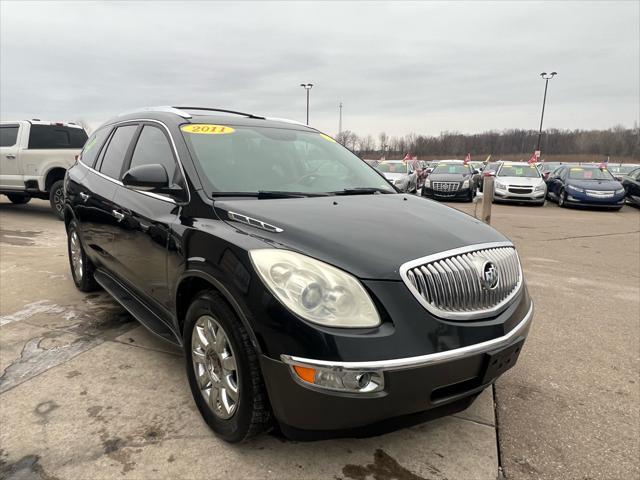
[0,120,88,219]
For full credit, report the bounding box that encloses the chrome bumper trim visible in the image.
[281,301,533,372]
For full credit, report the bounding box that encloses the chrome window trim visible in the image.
[79,118,191,205]
[281,301,533,372]
[399,241,523,320]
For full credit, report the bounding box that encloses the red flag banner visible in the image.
[464,153,471,164]
[528,153,537,164]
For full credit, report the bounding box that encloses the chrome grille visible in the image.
[432,182,460,192]
[400,242,522,320]
[585,190,614,198]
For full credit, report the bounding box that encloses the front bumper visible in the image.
[261,301,533,433]
[565,192,625,208]
[494,188,546,203]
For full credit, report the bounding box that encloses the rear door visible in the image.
[76,123,138,273]
[111,123,185,313]
[0,123,23,189]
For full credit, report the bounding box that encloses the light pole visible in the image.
[300,83,313,125]
[338,102,343,134]
[536,71,557,154]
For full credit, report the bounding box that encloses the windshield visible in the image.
[539,162,560,172]
[498,165,541,178]
[432,164,470,175]
[568,167,615,180]
[181,124,394,195]
[377,162,408,173]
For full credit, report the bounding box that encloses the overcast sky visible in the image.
[1,1,638,136]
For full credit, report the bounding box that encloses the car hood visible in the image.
[382,172,407,182]
[496,176,543,186]
[214,195,507,280]
[567,179,622,190]
[428,173,470,182]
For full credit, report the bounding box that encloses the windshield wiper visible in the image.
[210,191,328,199]
[331,187,395,196]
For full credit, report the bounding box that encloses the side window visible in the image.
[128,126,176,181]
[99,125,138,179]
[0,125,19,147]
[28,125,88,149]
[80,127,111,168]
[559,168,568,180]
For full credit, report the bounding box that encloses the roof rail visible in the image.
[116,106,193,119]
[265,117,309,127]
[172,107,265,120]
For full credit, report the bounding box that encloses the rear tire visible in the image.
[67,220,100,292]
[6,194,31,204]
[184,291,272,442]
[49,179,65,220]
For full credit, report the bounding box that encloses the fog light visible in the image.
[289,363,384,393]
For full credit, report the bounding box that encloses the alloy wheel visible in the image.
[191,315,239,420]
[69,229,83,281]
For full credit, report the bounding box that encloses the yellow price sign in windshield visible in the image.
[181,124,235,135]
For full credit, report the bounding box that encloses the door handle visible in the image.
[79,192,90,202]
[112,210,125,222]
[6,154,16,160]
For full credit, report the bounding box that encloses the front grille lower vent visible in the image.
[400,242,522,320]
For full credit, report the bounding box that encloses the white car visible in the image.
[493,162,546,206]
[0,120,87,219]
[376,160,418,193]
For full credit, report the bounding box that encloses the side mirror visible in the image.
[122,164,169,191]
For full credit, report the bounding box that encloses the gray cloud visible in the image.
[1,1,638,136]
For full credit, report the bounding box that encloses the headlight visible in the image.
[424,179,431,187]
[567,184,585,193]
[495,181,506,190]
[615,188,625,194]
[534,182,546,191]
[249,249,381,328]
[462,179,470,188]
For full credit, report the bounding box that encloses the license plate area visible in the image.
[481,337,525,384]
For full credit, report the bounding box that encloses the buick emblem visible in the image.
[480,261,499,290]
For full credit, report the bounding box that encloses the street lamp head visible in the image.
[300,83,313,89]
[540,72,557,80]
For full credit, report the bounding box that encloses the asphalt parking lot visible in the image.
[1,197,638,480]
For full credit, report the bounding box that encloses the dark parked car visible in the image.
[545,165,625,210]
[64,106,533,442]
[422,160,478,201]
[607,163,640,181]
[621,167,640,207]
[479,161,502,192]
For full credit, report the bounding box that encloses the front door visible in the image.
[111,123,185,314]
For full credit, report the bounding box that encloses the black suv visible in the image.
[64,107,533,442]
[422,160,479,201]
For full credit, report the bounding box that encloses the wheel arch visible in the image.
[175,271,263,355]
[44,167,67,191]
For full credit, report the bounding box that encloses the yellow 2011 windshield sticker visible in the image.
[181,124,235,134]
[319,133,336,143]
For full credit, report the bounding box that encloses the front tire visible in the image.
[67,220,99,292]
[184,291,272,442]
[558,189,567,208]
[49,180,65,220]
[6,194,31,204]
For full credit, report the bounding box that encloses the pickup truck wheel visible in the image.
[49,180,65,220]
[184,291,272,442]
[67,220,99,292]
[6,194,31,204]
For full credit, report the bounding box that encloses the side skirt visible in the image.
[94,269,182,347]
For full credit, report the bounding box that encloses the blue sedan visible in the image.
[545,165,626,210]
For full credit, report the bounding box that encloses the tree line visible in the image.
[335,125,639,159]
